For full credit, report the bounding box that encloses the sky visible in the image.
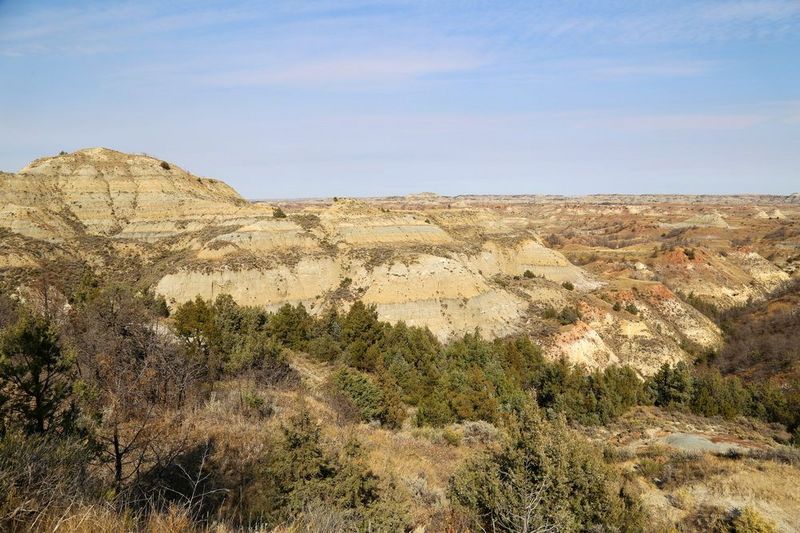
[0,0,798,198]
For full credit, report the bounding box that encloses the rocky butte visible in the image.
[1,148,797,376]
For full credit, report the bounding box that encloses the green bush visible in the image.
[173,295,293,382]
[249,408,409,529]
[682,291,720,321]
[332,368,405,428]
[333,368,385,423]
[416,390,455,427]
[240,387,274,419]
[442,427,462,446]
[267,303,312,350]
[691,368,749,420]
[730,507,777,533]
[305,334,342,362]
[449,408,645,532]
[558,306,581,325]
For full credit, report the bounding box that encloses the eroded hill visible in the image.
[1,148,797,376]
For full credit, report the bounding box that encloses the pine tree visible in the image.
[0,313,73,434]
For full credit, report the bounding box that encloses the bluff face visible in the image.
[2,148,797,375]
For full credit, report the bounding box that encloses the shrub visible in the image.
[613,301,622,312]
[227,334,290,381]
[239,387,274,419]
[530,360,646,426]
[172,296,220,376]
[273,207,287,218]
[562,280,575,291]
[160,161,171,170]
[442,427,462,447]
[332,369,385,423]
[558,306,580,325]
[444,367,501,424]
[248,408,409,528]
[460,420,499,444]
[268,303,312,350]
[148,293,170,318]
[682,291,720,321]
[305,334,342,362]
[691,368,749,420]
[523,269,535,279]
[683,504,730,532]
[449,408,645,532]
[545,233,562,247]
[656,452,726,489]
[332,368,405,428]
[730,507,777,533]
[416,391,455,427]
[626,302,639,315]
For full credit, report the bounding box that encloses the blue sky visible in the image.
[1,0,798,198]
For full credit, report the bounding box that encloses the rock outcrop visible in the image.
[2,148,796,375]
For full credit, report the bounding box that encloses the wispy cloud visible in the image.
[564,100,800,132]
[589,60,717,79]
[203,52,486,87]
[0,1,259,56]
[1,0,798,196]
[581,112,766,132]
[698,0,800,22]
[532,58,719,80]
[521,0,800,45]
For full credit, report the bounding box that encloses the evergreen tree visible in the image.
[0,313,73,434]
[172,296,221,377]
[649,362,694,410]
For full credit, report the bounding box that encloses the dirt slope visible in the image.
[2,148,797,375]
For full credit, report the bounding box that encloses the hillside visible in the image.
[2,149,800,532]
[715,280,800,382]
[1,149,798,377]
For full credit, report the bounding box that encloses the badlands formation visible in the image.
[1,148,798,375]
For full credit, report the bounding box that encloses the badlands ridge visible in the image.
[2,148,798,375]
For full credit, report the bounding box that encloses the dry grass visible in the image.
[25,504,198,533]
[6,355,796,532]
[628,441,800,532]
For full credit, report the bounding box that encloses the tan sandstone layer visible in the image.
[2,148,797,375]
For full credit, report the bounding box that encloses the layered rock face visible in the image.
[2,148,797,375]
[2,148,248,240]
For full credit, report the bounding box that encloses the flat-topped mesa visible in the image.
[7,147,248,236]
